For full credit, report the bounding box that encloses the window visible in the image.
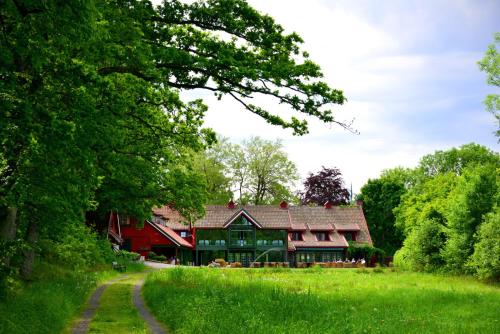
[343,232,356,241]
[232,215,252,226]
[120,215,131,226]
[154,216,169,226]
[290,232,302,241]
[180,231,188,238]
[315,232,329,241]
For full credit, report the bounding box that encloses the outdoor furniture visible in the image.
[230,262,242,268]
[215,258,226,267]
[112,261,126,272]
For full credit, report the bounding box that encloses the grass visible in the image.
[143,267,500,334]
[86,273,151,334]
[0,261,145,334]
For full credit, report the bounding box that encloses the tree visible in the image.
[300,167,350,206]
[393,144,500,275]
[418,143,499,178]
[192,138,234,204]
[467,207,500,281]
[227,137,299,204]
[0,0,347,278]
[442,164,498,273]
[357,170,408,255]
[478,32,499,138]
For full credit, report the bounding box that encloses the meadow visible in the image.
[143,267,500,334]
[0,262,145,334]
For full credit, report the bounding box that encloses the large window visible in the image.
[315,232,329,241]
[196,229,227,247]
[290,232,302,241]
[229,230,254,246]
[256,230,286,247]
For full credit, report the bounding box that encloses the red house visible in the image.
[108,211,193,264]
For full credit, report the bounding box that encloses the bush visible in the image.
[52,224,112,270]
[467,208,500,281]
[348,243,385,264]
[117,250,140,262]
[394,219,445,272]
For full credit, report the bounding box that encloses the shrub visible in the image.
[348,243,385,264]
[52,224,111,270]
[117,250,140,262]
[394,219,445,272]
[467,208,500,281]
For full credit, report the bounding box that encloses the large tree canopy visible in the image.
[357,169,408,255]
[1,0,348,278]
[226,137,299,205]
[300,167,350,206]
[478,32,499,138]
[392,144,500,278]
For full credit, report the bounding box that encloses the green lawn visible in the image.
[143,267,500,334]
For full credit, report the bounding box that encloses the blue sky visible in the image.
[191,0,500,194]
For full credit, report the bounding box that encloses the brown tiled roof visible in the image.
[195,205,291,229]
[332,207,372,244]
[334,223,361,231]
[152,206,190,230]
[154,204,373,246]
[290,230,349,248]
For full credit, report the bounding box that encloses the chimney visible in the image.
[324,201,333,209]
[279,201,288,209]
[227,200,236,209]
[356,199,364,207]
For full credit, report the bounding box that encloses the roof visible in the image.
[290,230,349,248]
[152,206,190,230]
[155,204,373,246]
[146,220,193,248]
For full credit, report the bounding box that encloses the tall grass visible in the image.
[0,261,145,334]
[144,267,500,334]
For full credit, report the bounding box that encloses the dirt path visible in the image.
[70,268,169,334]
[133,278,167,334]
[71,275,129,334]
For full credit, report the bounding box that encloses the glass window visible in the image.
[315,232,329,241]
[256,230,286,247]
[229,230,254,246]
[344,232,355,241]
[232,215,252,226]
[179,231,188,238]
[290,232,302,241]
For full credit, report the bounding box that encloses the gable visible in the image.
[223,209,263,229]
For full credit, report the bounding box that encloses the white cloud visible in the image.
[170,0,499,194]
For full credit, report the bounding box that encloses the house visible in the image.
[111,200,372,267]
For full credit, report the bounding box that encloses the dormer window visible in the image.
[290,232,302,241]
[315,232,330,241]
[154,216,169,226]
[343,232,356,241]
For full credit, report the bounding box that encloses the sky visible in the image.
[183,0,500,195]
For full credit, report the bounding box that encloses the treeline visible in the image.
[358,143,499,281]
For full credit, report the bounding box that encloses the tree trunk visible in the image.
[0,207,18,267]
[21,220,38,280]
